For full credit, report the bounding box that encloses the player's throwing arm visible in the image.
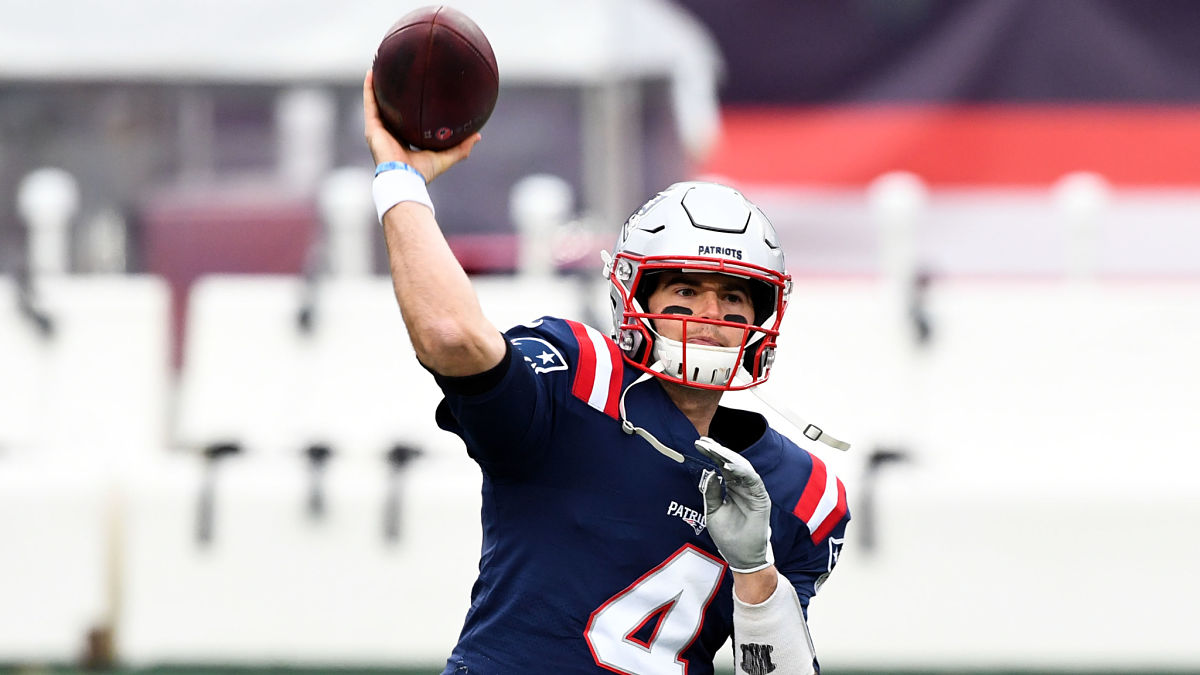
[362,71,504,377]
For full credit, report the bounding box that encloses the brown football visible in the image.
[371,5,499,151]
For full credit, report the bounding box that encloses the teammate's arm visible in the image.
[362,70,506,376]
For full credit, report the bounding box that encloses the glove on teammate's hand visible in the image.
[695,437,774,574]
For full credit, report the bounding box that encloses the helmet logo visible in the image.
[698,245,743,260]
[620,190,671,242]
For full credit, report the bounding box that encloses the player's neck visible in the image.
[658,380,723,437]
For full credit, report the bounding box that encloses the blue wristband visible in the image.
[374,161,426,181]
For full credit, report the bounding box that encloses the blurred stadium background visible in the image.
[3,0,1200,673]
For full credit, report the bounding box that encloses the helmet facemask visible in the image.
[601,183,854,453]
[608,255,789,391]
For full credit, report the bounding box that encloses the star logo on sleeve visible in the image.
[510,337,568,374]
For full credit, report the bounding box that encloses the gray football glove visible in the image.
[695,437,774,573]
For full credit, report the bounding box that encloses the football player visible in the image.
[364,71,849,675]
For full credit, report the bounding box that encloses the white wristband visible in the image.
[373,167,434,221]
[732,571,818,674]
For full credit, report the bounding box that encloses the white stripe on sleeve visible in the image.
[583,324,613,412]
[807,468,839,534]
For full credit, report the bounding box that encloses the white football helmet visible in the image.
[602,181,791,390]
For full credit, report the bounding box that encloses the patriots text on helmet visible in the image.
[698,245,743,260]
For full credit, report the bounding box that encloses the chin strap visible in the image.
[618,363,687,463]
[617,364,852,462]
[733,370,852,452]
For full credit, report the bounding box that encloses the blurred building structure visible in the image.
[678,0,1200,277]
[0,0,718,364]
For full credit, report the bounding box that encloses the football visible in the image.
[371,5,499,151]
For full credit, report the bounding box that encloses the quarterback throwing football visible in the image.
[364,71,849,675]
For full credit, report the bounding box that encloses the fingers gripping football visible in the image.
[362,70,481,184]
[695,437,774,573]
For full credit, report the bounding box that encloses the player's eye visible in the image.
[674,286,696,297]
[723,292,747,304]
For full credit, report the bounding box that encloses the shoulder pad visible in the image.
[505,317,626,419]
[770,440,850,545]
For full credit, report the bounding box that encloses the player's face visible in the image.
[645,272,755,347]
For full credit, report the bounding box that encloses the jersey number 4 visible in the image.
[585,544,726,674]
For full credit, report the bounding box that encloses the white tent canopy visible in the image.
[0,0,721,165]
[0,0,716,84]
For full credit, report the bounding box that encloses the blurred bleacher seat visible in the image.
[0,459,111,662]
[116,450,483,666]
[0,275,169,662]
[116,271,600,666]
[753,278,1200,670]
[0,276,170,457]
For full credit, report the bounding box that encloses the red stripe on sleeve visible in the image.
[567,320,597,404]
[810,478,848,544]
[602,335,624,418]
[792,454,828,522]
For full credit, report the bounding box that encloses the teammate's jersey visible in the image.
[434,317,848,674]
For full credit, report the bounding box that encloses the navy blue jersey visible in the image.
[434,317,848,674]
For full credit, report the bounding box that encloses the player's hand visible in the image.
[695,437,774,574]
[362,70,481,184]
